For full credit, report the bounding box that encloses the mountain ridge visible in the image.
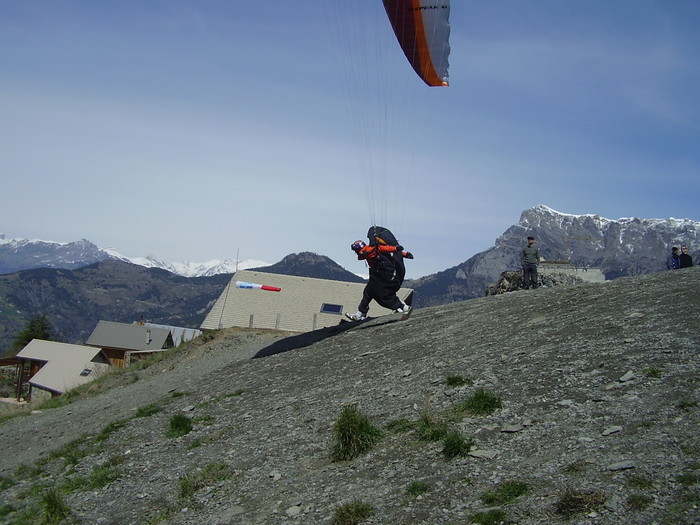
[0,234,267,277]
[4,205,699,279]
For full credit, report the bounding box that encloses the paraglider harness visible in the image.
[367,226,405,283]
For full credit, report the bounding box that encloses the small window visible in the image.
[320,303,343,315]
[80,369,92,377]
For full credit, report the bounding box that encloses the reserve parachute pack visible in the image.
[367,225,400,248]
[367,225,405,282]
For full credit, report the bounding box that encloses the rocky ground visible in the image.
[0,268,698,524]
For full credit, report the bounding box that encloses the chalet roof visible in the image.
[16,340,111,394]
[86,321,173,351]
[201,270,413,332]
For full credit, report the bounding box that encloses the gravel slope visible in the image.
[0,268,698,524]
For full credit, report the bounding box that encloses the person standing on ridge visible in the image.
[666,247,681,270]
[679,245,693,268]
[346,227,413,321]
[521,236,540,289]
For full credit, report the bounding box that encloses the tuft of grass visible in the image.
[405,481,430,497]
[676,472,699,486]
[95,419,128,442]
[332,499,374,525]
[63,462,122,493]
[210,389,247,404]
[442,430,474,459]
[179,462,232,501]
[134,403,161,418]
[14,463,43,480]
[462,476,475,486]
[627,473,653,489]
[480,480,528,506]
[188,437,204,449]
[554,487,606,517]
[193,414,215,425]
[166,414,193,438]
[0,475,14,490]
[445,374,473,387]
[456,388,503,416]
[0,503,14,517]
[676,399,698,411]
[41,487,72,524]
[46,438,93,467]
[416,409,448,442]
[564,460,588,474]
[330,405,382,462]
[385,418,416,434]
[643,367,662,378]
[682,445,700,458]
[469,508,509,525]
[627,493,653,510]
[85,462,122,490]
[140,463,232,523]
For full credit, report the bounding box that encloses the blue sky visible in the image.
[2,1,698,279]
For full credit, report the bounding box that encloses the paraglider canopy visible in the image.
[382,0,451,86]
[326,1,451,228]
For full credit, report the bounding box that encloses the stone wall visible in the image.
[539,262,606,283]
[485,263,605,295]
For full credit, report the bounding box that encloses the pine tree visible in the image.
[11,315,58,355]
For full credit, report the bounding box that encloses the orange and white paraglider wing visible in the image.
[382,0,450,86]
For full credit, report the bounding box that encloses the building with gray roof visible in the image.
[86,320,175,368]
[15,340,111,400]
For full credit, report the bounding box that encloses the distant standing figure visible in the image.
[666,247,681,270]
[521,236,540,289]
[679,245,693,268]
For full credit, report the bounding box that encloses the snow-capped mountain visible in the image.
[0,235,112,274]
[125,255,270,277]
[4,205,699,282]
[512,204,700,272]
[0,234,269,277]
[408,204,700,307]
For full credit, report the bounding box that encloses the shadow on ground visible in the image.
[253,315,404,358]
